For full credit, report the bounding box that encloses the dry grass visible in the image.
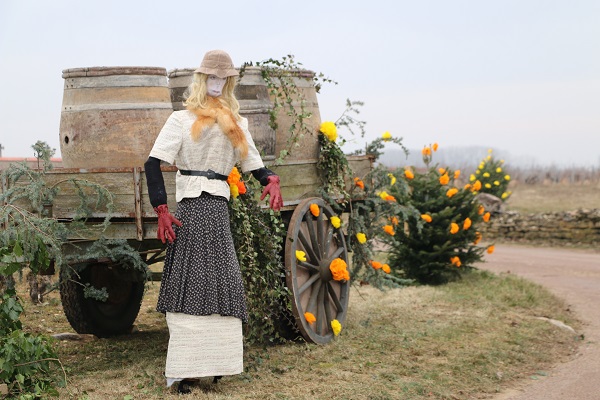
[17,269,580,400]
[504,181,600,213]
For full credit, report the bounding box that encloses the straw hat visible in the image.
[194,50,238,78]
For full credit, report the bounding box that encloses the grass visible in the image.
[17,269,580,400]
[504,181,600,213]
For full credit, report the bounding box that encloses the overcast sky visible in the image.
[1,0,599,167]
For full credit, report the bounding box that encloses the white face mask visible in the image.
[206,75,227,97]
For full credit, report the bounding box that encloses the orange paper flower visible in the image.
[304,312,316,324]
[487,245,495,254]
[382,264,391,274]
[472,180,482,191]
[310,203,320,217]
[463,218,472,230]
[404,169,414,180]
[478,205,485,215]
[422,146,432,156]
[421,214,432,223]
[474,232,482,245]
[439,174,450,185]
[450,223,459,234]
[370,260,383,270]
[329,258,350,281]
[432,142,439,151]
[390,216,399,226]
[383,225,395,236]
[454,170,461,179]
[483,212,491,222]
[446,188,459,198]
[450,256,462,267]
[354,177,365,189]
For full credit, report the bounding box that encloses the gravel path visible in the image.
[478,244,600,400]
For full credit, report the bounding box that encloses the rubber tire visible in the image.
[60,262,145,337]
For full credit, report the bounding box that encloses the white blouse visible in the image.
[149,110,264,202]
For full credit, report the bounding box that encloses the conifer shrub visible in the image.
[469,149,512,201]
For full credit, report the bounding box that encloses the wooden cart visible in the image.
[33,154,372,344]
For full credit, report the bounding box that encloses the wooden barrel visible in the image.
[271,69,321,161]
[59,67,173,168]
[167,67,276,159]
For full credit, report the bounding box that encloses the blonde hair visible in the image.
[183,73,241,118]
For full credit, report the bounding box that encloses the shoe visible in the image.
[212,376,222,384]
[177,379,193,394]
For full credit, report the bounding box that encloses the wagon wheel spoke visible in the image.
[315,282,325,335]
[306,279,322,316]
[329,246,345,262]
[323,283,333,330]
[327,282,344,313]
[303,211,320,260]
[323,225,334,258]
[298,229,319,264]
[298,273,320,295]
[316,211,324,256]
[298,261,319,272]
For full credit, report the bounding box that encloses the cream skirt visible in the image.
[165,312,243,385]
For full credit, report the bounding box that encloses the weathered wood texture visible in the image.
[59,67,173,169]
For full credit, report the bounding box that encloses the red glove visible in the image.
[154,204,182,244]
[260,175,283,211]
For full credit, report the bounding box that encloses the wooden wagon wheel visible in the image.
[285,197,350,344]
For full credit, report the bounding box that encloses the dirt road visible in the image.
[478,244,600,400]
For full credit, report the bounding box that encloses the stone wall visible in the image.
[481,209,600,247]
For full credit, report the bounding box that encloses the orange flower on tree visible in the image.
[439,174,450,185]
[483,212,491,222]
[383,225,395,236]
[379,191,397,202]
[404,169,414,180]
[310,203,320,217]
[390,216,399,226]
[472,180,482,191]
[473,232,482,245]
[329,258,350,281]
[454,170,461,179]
[354,177,365,189]
[304,312,316,324]
[438,168,446,174]
[422,146,432,156]
[421,214,432,223]
[450,223,459,234]
[446,188,459,198]
[370,260,383,270]
[450,256,462,267]
[227,167,247,198]
[382,264,391,274]
[478,205,485,215]
[432,142,439,151]
[487,245,495,254]
[463,217,472,230]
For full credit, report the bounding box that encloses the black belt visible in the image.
[178,169,228,181]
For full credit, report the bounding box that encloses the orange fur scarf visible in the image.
[187,97,248,159]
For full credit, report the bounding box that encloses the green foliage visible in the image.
[470,149,512,201]
[334,99,367,143]
[385,149,488,284]
[228,176,294,345]
[316,134,352,212]
[241,55,336,164]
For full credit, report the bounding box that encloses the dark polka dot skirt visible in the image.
[157,193,248,323]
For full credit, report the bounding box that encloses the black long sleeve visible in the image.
[144,156,167,208]
[251,167,277,186]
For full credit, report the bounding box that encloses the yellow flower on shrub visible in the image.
[319,121,337,142]
[469,174,476,182]
[330,216,341,228]
[383,225,395,236]
[421,214,432,223]
[505,175,511,181]
[404,169,415,180]
[296,250,307,262]
[487,245,495,254]
[356,233,367,244]
[496,167,502,173]
[310,203,320,217]
[379,191,397,202]
[483,212,491,222]
[331,319,342,336]
[485,183,491,189]
[450,223,459,234]
[382,131,392,141]
[304,312,316,324]
[446,188,459,198]
[439,174,450,185]
[494,181,500,186]
[463,218,472,230]
[483,172,490,178]
[501,192,509,199]
[388,173,397,185]
[329,258,350,281]
[450,256,461,267]
[382,264,391,274]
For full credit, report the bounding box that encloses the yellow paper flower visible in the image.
[450,256,461,267]
[486,155,491,160]
[446,188,459,198]
[310,203,320,217]
[304,312,316,324]
[494,181,500,186]
[454,170,461,179]
[388,173,397,185]
[330,216,341,229]
[474,232,482,245]
[483,212,491,222]
[382,131,392,141]
[379,191,397,202]
[504,175,511,181]
[439,174,450,185]
[463,217,472,230]
[370,260,383,270]
[421,214,432,223]
[230,183,240,198]
[331,319,342,336]
[295,250,307,262]
[487,245,495,254]
[432,142,439,151]
[329,258,350,281]
[382,264,391,274]
[404,169,414,180]
[383,225,395,236]
[319,121,337,142]
[483,172,490,178]
[450,223,459,234]
[469,174,476,182]
[496,167,502,173]
[356,233,367,244]
[485,183,492,189]
[501,192,509,199]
